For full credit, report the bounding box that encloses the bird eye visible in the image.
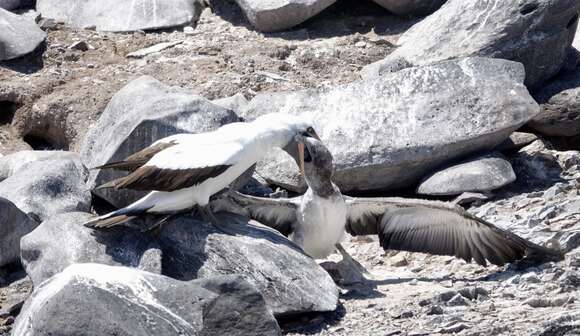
[307,127,315,133]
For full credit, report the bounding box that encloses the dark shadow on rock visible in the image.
[0,42,46,74]
[209,0,417,41]
[278,302,346,335]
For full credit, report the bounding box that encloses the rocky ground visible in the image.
[2,0,580,335]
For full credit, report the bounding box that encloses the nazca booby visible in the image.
[216,136,563,266]
[84,113,320,229]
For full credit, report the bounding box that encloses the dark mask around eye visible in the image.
[304,146,313,163]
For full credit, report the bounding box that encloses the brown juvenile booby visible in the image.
[217,136,563,266]
[83,113,320,229]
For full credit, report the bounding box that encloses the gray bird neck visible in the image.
[305,171,339,198]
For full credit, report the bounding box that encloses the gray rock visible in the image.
[0,159,90,222]
[0,8,46,61]
[511,140,564,187]
[234,0,337,32]
[20,212,163,287]
[528,66,580,136]
[453,192,491,206]
[0,150,79,182]
[13,264,281,336]
[213,93,249,114]
[521,272,541,284]
[362,0,580,89]
[36,0,202,32]
[417,153,516,196]
[496,132,539,152]
[372,0,447,16]
[0,0,33,10]
[157,213,339,317]
[80,76,241,208]
[242,57,539,193]
[447,293,469,306]
[0,197,37,267]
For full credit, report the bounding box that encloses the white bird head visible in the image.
[252,113,321,175]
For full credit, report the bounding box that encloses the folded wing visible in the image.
[345,197,562,266]
[98,141,244,192]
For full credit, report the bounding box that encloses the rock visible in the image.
[20,212,162,287]
[0,198,37,267]
[36,0,202,32]
[521,273,541,284]
[213,93,249,114]
[0,150,79,182]
[68,40,91,51]
[126,41,183,58]
[496,132,539,152]
[439,323,469,334]
[13,264,281,336]
[242,57,538,193]
[0,159,90,222]
[528,66,580,136]
[0,8,46,61]
[371,0,446,16]
[447,293,469,306]
[157,213,339,316]
[362,0,580,89]
[524,295,573,308]
[417,153,516,196]
[0,0,33,10]
[511,140,563,187]
[453,192,491,206]
[234,0,337,32]
[427,305,444,315]
[80,76,241,208]
[389,254,408,267]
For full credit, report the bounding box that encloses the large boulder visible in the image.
[362,0,580,89]
[234,0,337,32]
[36,0,202,32]
[0,150,79,182]
[0,158,90,222]
[0,8,46,61]
[242,57,539,193]
[158,213,339,317]
[13,264,281,336]
[0,197,37,267]
[80,76,241,208]
[20,212,162,287]
[372,0,446,16]
[417,152,516,196]
[528,66,580,137]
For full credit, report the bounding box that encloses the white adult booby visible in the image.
[217,136,563,266]
[83,113,320,229]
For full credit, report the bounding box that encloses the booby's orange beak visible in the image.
[298,141,305,176]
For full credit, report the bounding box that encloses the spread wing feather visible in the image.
[345,197,563,266]
[212,191,300,236]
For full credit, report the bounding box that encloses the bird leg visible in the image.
[197,205,237,236]
[143,214,175,236]
[335,243,374,284]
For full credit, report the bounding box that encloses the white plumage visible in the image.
[85,113,319,228]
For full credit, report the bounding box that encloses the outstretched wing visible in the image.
[212,191,300,236]
[345,197,562,266]
[100,142,244,192]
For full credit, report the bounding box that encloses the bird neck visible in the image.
[305,173,338,198]
[252,125,294,150]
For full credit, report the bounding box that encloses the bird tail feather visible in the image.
[83,208,140,229]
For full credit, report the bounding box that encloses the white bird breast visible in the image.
[296,190,347,259]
